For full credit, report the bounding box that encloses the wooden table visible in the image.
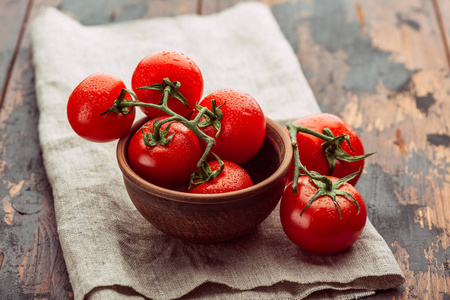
[1,0,449,299]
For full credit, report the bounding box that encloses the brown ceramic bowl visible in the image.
[117,116,292,243]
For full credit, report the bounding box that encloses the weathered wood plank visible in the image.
[0,0,30,110]
[60,0,198,25]
[199,0,240,14]
[199,0,273,14]
[0,0,73,296]
[1,1,70,298]
[436,0,450,69]
[269,0,450,298]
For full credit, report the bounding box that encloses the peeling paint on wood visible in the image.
[0,0,72,298]
[0,0,30,109]
[395,129,406,157]
[428,134,450,147]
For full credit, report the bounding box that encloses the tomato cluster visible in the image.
[280,114,374,255]
[67,50,265,191]
[66,50,374,255]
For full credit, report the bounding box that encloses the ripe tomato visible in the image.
[67,73,135,143]
[280,176,367,254]
[187,160,253,194]
[287,113,368,186]
[127,117,201,189]
[131,50,204,119]
[194,89,266,165]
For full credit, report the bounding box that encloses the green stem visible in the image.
[286,120,375,176]
[289,122,335,142]
[286,121,362,219]
[106,80,218,183]
[286,122,332,192]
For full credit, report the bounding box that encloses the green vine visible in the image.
[285,121,364,220]
[286,122,375,176]
[102,77,223,184]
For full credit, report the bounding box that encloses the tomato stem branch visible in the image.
[286,121,362,220]
[286,122,331,192]
[102,78,220,183]
[286,121,375,176]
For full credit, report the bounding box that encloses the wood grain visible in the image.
[0,0,30,110]
[0,1,71,298]
[436,0,450,69]
[60,0,198,24]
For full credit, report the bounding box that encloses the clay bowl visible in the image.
[117,116,293,243]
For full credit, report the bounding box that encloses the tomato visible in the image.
[127,117,201,189]
[280,176,367,254]
[187,160,253,194]
[131,50,204,119]
[287,113,369,186]
[67,73,135,143]
[194,89,266,165]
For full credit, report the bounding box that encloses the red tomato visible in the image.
[280,176,367,254]
[127,118,201,189]
[67,73,135,142]
[187,160,253,194]
[194,89,266,165]
[131,50,204,119]
[287,113,367,186]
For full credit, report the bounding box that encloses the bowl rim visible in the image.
[117,116,293,204]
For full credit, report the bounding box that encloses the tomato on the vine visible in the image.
[194,88,266,165]
[127,117,201,189]
[280,176,367,255]
[286,113,370,186]
[67,73,135,143]
[131,50,204,119]
[187,160,253,194]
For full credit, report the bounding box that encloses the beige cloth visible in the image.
[30,2,404,299]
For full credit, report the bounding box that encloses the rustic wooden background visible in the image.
[0,0,449,299]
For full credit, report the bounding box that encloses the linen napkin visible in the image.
[30,2,404,299]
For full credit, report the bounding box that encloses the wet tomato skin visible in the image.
[131,50,204,119]
[194,88,266,165]
[280,176,367,255]
[67,73,135,143]
[187,160,253,194]
[127,118,201,189]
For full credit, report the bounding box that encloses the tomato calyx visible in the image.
[195,99,225,137]
[321,128,376,175]
[100,88,136,117]
[303,170,361,220]
[287,121,375,176]
[286,121,363,219]
[141,118,177,147]
[138,77,189,109]
[190,153,225,186]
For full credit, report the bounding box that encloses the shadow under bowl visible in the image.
[117,116,292,243]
